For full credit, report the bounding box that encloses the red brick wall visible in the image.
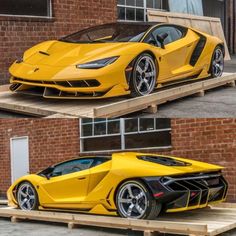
[170,119,236,202]
[0,0,117,84]
[0,119,80,196]
[0,118,235,202]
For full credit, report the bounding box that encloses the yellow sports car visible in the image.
[9,22,224,99]
[8,153,228,219]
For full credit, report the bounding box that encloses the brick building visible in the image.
[0,0,236,85]
[0,118,235,202]
[0,0,117,84]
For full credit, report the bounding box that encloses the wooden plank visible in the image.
[147,10,230,60]
[0,200,8,205]
[0,73,235,118]
[93,73,236,117]
[0,84,9,92]
[0,208,208,236]
[211,203,236,209]
[2,206,236,236]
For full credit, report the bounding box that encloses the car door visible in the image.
[145,25,197,83]
[40,158,94,205]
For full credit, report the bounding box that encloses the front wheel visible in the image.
[116,180,161,220]
[129,53,157,98]
[210,46,224,78]
[17,181,39,210]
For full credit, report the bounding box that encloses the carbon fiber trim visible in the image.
[142,172,228,212]
[190,35,207,66]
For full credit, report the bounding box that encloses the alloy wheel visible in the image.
[117,182,148,219]
[212,48,224,77]
[17,183,36,210]
[134,55,157,96]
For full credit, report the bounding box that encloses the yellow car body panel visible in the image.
[9,22,224,99]
[8,152,228,217]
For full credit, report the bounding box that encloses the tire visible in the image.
[129,53,157,98]
[116,180,161,220]
[17,181,39,211]
[210,46,224,78]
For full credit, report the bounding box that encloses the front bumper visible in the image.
[143,172,228,213]
[10,77,130,99]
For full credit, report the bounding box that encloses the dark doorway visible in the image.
[203,0,226,28]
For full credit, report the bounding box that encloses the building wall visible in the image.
[170,118,236,202]
[0,0,117,84]
[0,118,235,202]
[0,119,80,196]
[225,0,236,54]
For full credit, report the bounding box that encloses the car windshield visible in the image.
[60,23,153,43]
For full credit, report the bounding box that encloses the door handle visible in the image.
[78,177,86,180]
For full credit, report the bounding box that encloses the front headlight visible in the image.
[76,56,119,69]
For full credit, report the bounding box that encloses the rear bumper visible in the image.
[143,172,228,213]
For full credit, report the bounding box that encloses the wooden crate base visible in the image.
[0,200,8,205]
[1,206,236,235]
[0,73,235,118]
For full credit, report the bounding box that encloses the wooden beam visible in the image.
[147,10,231,60]
[93,73,236,118]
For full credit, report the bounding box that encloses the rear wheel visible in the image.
[129,53,157,98]
[17,181,39,210]
[116,180,161,219]
[210,46,224,78]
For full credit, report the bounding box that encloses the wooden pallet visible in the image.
[0,200,7,205]
[0,73,235,118]
[1,206,236,236]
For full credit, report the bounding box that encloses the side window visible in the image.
[152,26,185,46]
[92,157,111,168]
[51,159,94,177]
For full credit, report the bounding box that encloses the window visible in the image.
[80,118,171,152]
[168,0,203,16]
[38,157,111,177]
[61,23,151,44]
[144,25,187,46]
[50,159,94,177]
[0,0,52,17]
[118,0,167,22]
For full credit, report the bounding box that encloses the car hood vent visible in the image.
[137,155,192,167]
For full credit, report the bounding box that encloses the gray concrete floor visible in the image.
[137,86,236,118]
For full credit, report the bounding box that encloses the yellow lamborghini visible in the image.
[8,153,228,219]
[9,22,224,99]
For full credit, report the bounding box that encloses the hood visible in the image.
[23,40,140,67]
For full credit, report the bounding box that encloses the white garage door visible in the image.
[10,137,29,183]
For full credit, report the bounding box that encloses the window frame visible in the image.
[0,0,53,19]
[142,24,188,46]
[117,0,166,22]
[80,118,172,153]
[42,157,111,178]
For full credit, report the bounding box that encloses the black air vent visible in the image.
[190,35,207,66]
[137,155,191,167]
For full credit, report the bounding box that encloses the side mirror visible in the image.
[46,174,51,180]
[156,32,169,49]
